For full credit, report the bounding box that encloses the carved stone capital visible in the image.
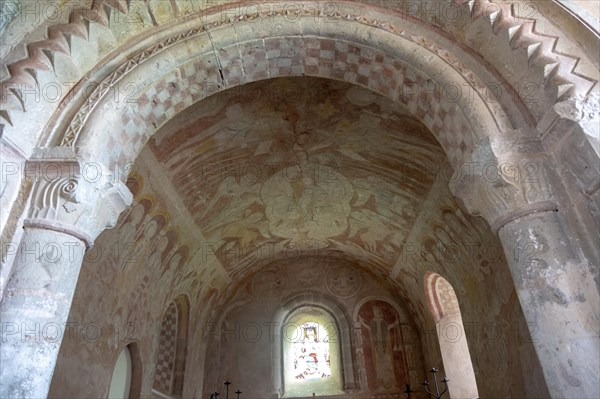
[24,148,133,247]
[450,130,559,233]
[539,94,600,157]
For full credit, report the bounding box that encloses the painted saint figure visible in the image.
[359,305,400,391]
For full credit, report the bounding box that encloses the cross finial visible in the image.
[404,383,414,398]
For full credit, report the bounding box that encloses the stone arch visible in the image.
[18,2,578,242]
[2,0,597,155]
[3,1,595,306]
[2,3,596,277]
[424,272,478,399]
[272,291,356,396]
[0,2,598,399]
[42,2,527,173]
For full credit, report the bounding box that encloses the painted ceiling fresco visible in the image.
[148,77,445,279]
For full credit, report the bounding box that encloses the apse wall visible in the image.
[202,257,427,399]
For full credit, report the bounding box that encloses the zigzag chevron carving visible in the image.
[454,0,596,98]
[0,0,597,129]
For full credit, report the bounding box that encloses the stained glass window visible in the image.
[283,310,344,397]
[289,322,332,381]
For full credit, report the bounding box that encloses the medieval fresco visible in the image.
[50,77,548,399]
[148,77,444,279]
[202,257,427,398]
[357,300,408,393]
[390,176,548,398]
[50,170,222,397]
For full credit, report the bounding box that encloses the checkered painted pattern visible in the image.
[180,55,223,101]
[137,71,195,128]
[153,301,179,395]
[435,277,460,316]
[102,36,478,175]
[303,37,406,101]
[425,272,461,322]
[108,60,220,169]
[397,71,474,165]
[219,44,245,86]
[265,37,305,77]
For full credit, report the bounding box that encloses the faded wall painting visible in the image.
[149,77,444,280]
[357,300,408,393]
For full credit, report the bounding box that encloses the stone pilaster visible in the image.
[0,148,132,398]
[450,131,599,399]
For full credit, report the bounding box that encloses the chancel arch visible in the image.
[0,2,598,399]
[54,17,506,173]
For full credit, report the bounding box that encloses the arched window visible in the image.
[108,343,141,399]
[424,272,478,399]
[108,346,132,399]
[282,307,345,397]
[153,296,189,398]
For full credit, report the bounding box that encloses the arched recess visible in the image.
[424,272,478,399]
[108,342,142,399]
[272,292,356,396]
[352,296,425,393]
[31,0,582,253]
[152,295,190,398]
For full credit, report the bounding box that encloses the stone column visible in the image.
[451,132,599,399]
[0,150,132,398]
[498,209,599,398]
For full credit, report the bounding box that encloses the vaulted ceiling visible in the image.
[144,77,446,281]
